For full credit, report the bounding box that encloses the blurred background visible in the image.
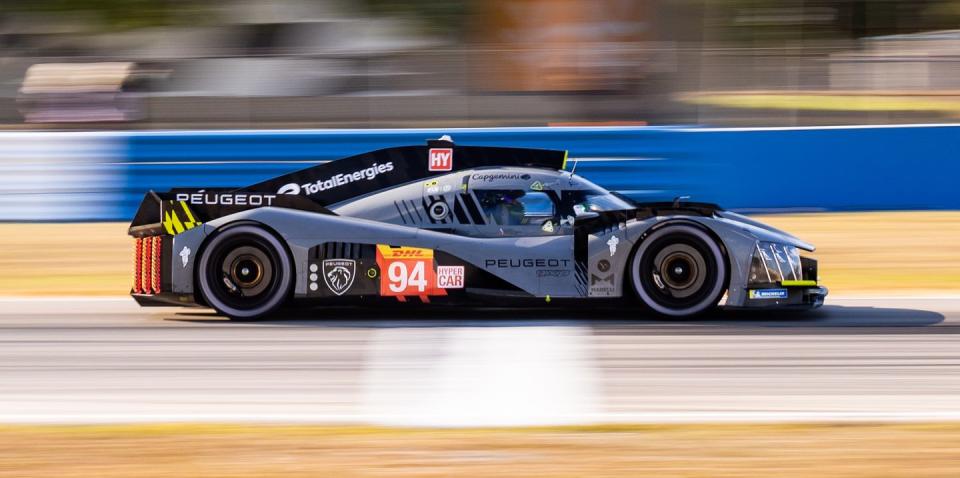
[0,1,956,294]
[6,0,960,128]
[1,4,960,477]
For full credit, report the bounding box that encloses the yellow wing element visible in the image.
[375,244,434,259]
[781,280,818,287]
[162,201,202,235]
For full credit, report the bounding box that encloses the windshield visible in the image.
[475,189,556,226]
[561,189,634,215]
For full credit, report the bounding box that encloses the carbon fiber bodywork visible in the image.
[129,140,825,314]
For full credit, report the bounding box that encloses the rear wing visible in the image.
[128,139,567,236]
[236,141,567,205]
[127,189,330,237]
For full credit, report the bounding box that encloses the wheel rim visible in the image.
[632,225,726,316]
[222,246,272,296]
[653,244,706,298]
[198,226,291,319]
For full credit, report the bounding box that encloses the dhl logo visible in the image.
[376,244,434,259]
[162,201,202,235]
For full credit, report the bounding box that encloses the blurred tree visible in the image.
[703,0,960,44]
[358,0,471,38]
[0,0,217,30]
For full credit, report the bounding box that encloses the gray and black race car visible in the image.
[128,136,826,319]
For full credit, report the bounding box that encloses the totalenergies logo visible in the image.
[277,162,395,196]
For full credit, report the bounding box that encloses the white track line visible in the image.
[5,412,960,425]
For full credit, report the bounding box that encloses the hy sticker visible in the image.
[428,148,453,171]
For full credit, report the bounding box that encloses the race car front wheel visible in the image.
[197,225,292,320]
[630,224,727,317]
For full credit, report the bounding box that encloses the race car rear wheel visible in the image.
[197,225,292,320]
[630,224,726,317]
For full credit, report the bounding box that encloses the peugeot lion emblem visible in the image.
[322,259,356,296]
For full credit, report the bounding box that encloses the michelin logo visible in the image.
[179,246,191,268]
[607,235,620,256]
[278,162,394,196]
[749,288,788,299]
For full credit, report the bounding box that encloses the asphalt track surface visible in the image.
[1,297,959,425]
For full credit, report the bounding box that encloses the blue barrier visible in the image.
[1,125,958,221]
[0,132,124,221]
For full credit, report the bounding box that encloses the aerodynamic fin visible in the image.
[236,144,567,207]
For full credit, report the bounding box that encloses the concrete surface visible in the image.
[1,296,958,425]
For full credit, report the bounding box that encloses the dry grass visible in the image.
[679,91,960,113]
[1,423,960,477]
[0,212,957,296]
[754,211,960,293]
[0,223,130,296]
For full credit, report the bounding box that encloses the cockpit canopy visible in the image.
[331,167,635,236]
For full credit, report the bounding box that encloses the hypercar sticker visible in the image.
[436,266,464,289]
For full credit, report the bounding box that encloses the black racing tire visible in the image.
[196,225,292,320]
[629,224,727,317]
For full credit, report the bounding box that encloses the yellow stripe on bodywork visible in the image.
[162,201,202,235]
[562,150,569,170]
[781,280,818,287]
[179,201,199,229]
[163,210,185,235]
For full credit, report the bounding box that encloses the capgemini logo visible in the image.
[277,183,301,195]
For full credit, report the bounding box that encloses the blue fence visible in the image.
[2,125,958,221]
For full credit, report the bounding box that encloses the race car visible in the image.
[128,136,827,319]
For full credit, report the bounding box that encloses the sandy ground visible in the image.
[679,91,960,114]
[1,424,960,477]
[758,211,960,293]
[0,212,956,296]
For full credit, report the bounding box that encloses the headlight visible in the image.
[748,242,803,284]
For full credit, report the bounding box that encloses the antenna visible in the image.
[673,195,691,208]
[569,159,579,175]
[427,135,454,148]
